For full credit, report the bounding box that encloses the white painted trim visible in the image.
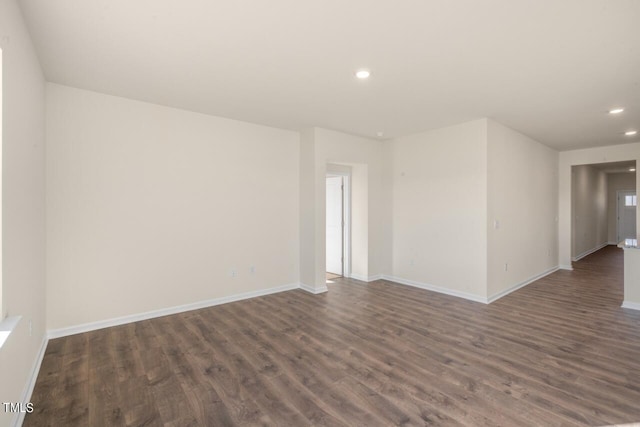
[326,165,352,279]
[300,283,328,294]
[381,275,487,303]
[558,264,574,271]
[348,273,368,282]
[572,242,608,262]
[48,283,300,339]
[11,335,48,427]
[348,273,382,283]
[487,266,559,304]
[622,301,640,311]
[607,241,619,246]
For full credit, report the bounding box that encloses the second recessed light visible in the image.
[625,130,638,136]
[355,70,370,79]
[609,108,625,114]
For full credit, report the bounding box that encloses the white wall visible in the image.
[571,165,607,259]
[46,84,300,330]
[349,164,369,279]
[389,119,488,299]
[607,172,636,243]
[487,120,558,299]
[559,143,640,268]
[299,128,317,288]
[0,1,47,426]
[623,249,640,307]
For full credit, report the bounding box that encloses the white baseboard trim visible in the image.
[349,273,382,282]
[381,275,487,304]
[572,242,609,262]
[11,335,48,427]
[47,283,300,339]
[300,283,328,294]
[558,264,573,271]
[382,266,561,305]
[622,301,640,311]
[487,266,559,304]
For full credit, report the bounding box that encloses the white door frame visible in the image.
[617,189,637,242]
[326,171,351,278]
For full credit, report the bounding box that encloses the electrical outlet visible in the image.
[504,263,508,272]
[249,266,255,274]
[230,270,237,278]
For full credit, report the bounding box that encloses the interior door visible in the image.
[618,191,637,241]
[326,176,343,275]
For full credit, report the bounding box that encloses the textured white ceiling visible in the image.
[18,0,640,150]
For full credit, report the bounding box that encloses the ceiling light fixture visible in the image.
[609,108,624,114]
[355,69,370,79]
[625,130,638,136]
[630,168,636,172]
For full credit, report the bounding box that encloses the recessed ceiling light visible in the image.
[625,130,638,136]
[630,168,636,172]
[609,108,624,114]
[355,70,370,79]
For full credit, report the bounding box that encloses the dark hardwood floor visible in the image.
[25,246,640,426]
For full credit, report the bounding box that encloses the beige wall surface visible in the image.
[46,84,300,330]
[607,172,636,243]
[389,119,488,299]
[487,120,558,298]
[299,129,317,288]
[571,165,607,259]
[0,1,47,426]
[624,249,640,306]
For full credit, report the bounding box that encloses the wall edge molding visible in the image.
[349,273,382,282]
[621,301,640,311]
[572,242,609,262]
[558,264,573,271]
[381,275,487,304]
[300,283,329,294]
[47,283,300,339]
[487,266,559,304]
[11,335,49,427]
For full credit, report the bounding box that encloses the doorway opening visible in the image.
[617,190,637,242]
[570,161,636,262]
[326,169,351,282]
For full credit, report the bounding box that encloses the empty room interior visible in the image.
[1,0,640,426]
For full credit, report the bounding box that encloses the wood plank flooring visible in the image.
[25,246,640,426]
[326,273,342,281]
